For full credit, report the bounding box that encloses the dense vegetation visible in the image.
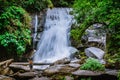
[0,0,52,59]
[0,6,31,57]
[51,0,74,7]
[0,0,53,12]
[71,0,120,68]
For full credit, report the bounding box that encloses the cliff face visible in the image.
[31,10,46,50]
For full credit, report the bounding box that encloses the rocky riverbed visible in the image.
[0,58,118,80]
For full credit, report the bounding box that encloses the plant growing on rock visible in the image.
[80,58,105,71]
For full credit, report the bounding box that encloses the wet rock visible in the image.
[68,63,80,68]
[105,70,118,76]
[44,64,78,76]
[59,65,78,73]
[70,59,81,64]
[53,58,70,65]
[0,75,15,80]
[69,47,79,58]
[72,70,104,76]
[85,47,105,59]
[44,65,64,75]
[14,72,37,78]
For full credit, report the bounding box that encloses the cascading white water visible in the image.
[33,8,77,63]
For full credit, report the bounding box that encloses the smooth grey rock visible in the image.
[85,47,105,59]
[68,63,80,68]
[105,70,118,76]
[72,70,104,76]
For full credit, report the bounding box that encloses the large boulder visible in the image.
[85,47,105,59]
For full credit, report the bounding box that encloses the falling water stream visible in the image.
[33,8,77,63]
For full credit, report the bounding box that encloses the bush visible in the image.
[80,58,105,71]
[0,6,31,56]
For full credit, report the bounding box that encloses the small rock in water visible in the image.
[85,47,105,59]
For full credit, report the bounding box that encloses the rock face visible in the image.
[85,47,105,59]
[31,11,45,50]
[80,24,106,50]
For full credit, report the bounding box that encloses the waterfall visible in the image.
[33,8,77,63]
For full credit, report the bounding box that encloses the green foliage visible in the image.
[0,6,31,56]
[71,0,120,65]
[0,0,52,12]
[118,70,120,80]
[20,0,52,12]
[81,77,91,80]
[80,58,105,71]
[51,0,74,7]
